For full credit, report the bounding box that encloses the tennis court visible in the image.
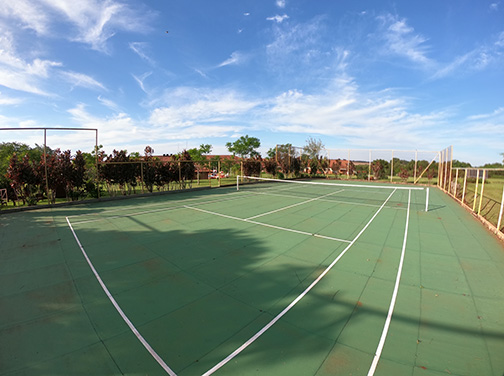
[1,178,504,376]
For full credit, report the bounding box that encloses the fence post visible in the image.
[472,169,480,212]
[497,185,504,234]
[477,170,486,216]
[140,162,144,194]
[461,168,467,205]
[347,149,350,179]
[368,150,371,181]
[390,150,394,183]
[453,168,459,198]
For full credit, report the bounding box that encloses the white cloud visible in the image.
[132,71,152,93]
[433,31,504,78]
[60,71,106,91]
[129,42,156,66]
[276,0,286,9]
[266,14,289,23]
[0,92,23,105]
[148,89,259,129]
[1,0,154,53]
[0,0,49,35]
[265,78,448,149]
[490,2,500,11]
[376,14,433,67]
[218,51,245,67]
[97,95,120,112]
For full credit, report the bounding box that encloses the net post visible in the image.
[236,175,240,191]
[425,188,429,212]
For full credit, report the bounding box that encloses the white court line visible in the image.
[67,189,247,220]
[201,188,398,376]
[184,206,351,244]
[248,190,407,211]
[66,217,177,376]
[367,189,411,376]
[246,189,344,220]
[70,192,256,225]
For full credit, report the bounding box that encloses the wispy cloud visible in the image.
[0,29,61,95]
[0,0,49,35]
[376,14,433,67]
[266,16,327,74]
[148,88,259,130]
[0,92,23,105]
[1,0,154,53]
[132,71,152,93]
[97,95,121,112]
[218,51,246,67]
[129,42,156,66]
[433,31,504,78]
[60,71,106,91]
[266,14,289,23]
[276,0,286,9]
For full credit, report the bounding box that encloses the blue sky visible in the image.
[0,0,503,165]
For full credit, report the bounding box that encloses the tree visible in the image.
[226,135,261,159]
[187,144,212,160]
[263,158,278,176]
[371,159,389,180]
[331,159,342,177]
[303,137,325,176]
[303,137,324,159]
[143,146,156,193]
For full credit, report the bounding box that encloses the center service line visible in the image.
[367,189,411,376]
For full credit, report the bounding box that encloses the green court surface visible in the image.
[1,180,504,376]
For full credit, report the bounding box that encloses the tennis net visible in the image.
[236,176,429,212]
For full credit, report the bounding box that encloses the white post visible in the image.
[425,188,429,212]
[497,185,504,233]
[236,175,240,191]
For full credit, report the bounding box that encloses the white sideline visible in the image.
[201,188,398,376]
[70,192,255,225]
[66,217,177,376]
[367,189,411,376]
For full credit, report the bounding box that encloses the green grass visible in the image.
[455,177,504,228]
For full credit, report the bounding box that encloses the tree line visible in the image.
[2,135,487,207]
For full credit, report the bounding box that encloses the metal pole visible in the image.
[347,149,350,179]
[414,150,418,183]
[425,188,429,212]
[236,175,240,190]
[453,168,459,198]
[44,129,50,205]
[473,169,480,212]
[368,150,371,181]
[496,185,504,233]
[449,145,454,192]
[478,170,486,216]
[461,168,468,205]
[140,162,144,194]
[95,130,100,199]
[390,150,394,183]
